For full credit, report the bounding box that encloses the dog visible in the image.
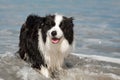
[18,14,74,78]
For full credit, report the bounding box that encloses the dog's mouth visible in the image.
[51,38,61,44]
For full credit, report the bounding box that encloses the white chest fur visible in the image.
[38,29,72,70]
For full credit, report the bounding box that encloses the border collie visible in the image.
[18,14,74,78]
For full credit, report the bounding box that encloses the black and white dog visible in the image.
[18,14,74,77]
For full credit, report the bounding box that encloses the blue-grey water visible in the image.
[0,0,120,80]
[0,0,120,58]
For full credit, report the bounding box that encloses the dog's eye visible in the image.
[51,21,55,26]
[60,22,64,29]
[45,21,55,27]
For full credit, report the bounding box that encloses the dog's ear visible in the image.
[68,17,74,23]
[25,14,41,28]
[67,17,74,27]
[40,17,46,26]
[42,15,55,26]
[63,16,74,23]
[69,17,74,21]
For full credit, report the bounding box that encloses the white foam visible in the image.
[107,73,120,80]
[72,53,120,64]
[17,67,29,80]
[0,52,120,80]
[0,78,4,80]
[84,70,120,80]
[16,67,45,80]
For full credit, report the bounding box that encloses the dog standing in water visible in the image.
[18,14,74,78]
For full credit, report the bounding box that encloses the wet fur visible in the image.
[18,14,74,77]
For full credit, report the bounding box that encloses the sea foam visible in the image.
[0,52,120,80]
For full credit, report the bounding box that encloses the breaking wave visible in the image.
[0,52,120,80]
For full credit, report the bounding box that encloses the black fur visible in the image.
[60,17,74,44]
[18,14,74,70]
[41,15,55,43]
[18,15,46,69]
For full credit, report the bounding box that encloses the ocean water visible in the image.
[0,0,120,80]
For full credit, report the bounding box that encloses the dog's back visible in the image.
[18,15,46,69]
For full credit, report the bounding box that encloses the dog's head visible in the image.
[25,14,74,44]
[41,14,74,45]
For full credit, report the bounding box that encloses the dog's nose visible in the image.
[51,31,57,37]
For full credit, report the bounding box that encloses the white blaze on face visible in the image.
[55,14,63,27]
[48,14,63,44]
[44,14,72,72]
